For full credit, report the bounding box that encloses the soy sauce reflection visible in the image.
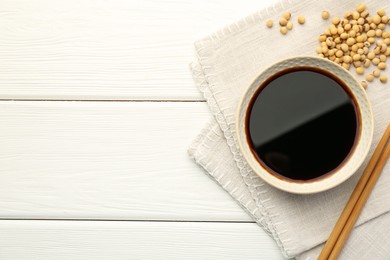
[247,68,358,181]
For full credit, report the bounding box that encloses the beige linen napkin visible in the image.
[188,0,390,259]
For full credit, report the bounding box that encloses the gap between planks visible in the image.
[0,99,206,102]
[0,218,254,224]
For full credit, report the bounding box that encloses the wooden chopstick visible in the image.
[328,141,390,259]
[319,123,390,260]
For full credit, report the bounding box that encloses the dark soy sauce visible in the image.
[246,67,359,181]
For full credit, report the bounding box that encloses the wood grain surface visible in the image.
[0,220,284,259]
[0,101,253,221]
[0,0,274,100]
[0,0,283,258]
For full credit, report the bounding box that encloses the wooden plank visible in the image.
[0,220,284,259]
[0,0,275,100]
[0,101,252,221]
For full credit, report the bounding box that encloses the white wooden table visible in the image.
[0,0,285,259]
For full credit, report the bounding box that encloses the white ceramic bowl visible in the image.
[236,56,374,194]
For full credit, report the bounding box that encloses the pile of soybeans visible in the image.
[266,3,390,88]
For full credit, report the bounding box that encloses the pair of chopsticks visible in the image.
[319,123,390,260]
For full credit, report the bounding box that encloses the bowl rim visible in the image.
[235,56,374,194]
